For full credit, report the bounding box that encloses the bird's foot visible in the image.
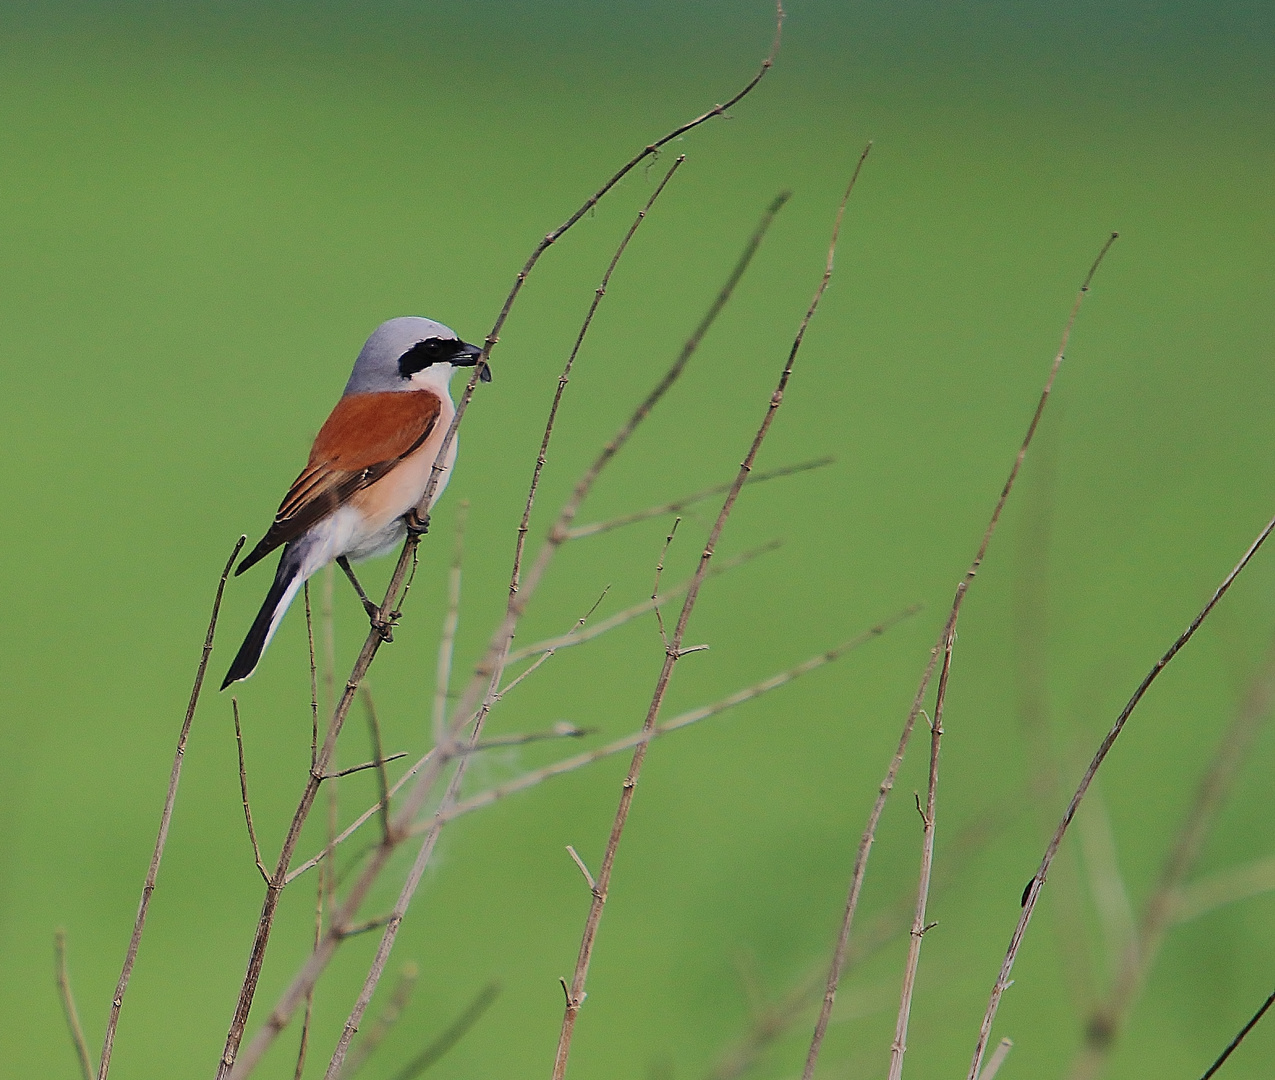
[369,607,397,643]
[404,509,430,537]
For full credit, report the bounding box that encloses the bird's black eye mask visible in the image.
[398,337,465,377]
[398,336,491,381]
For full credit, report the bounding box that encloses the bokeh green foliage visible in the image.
[2,1,1274,1077]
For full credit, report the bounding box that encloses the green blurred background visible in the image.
[2,1,1274,1076]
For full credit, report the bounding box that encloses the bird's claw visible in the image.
[369,606,402,643]
[404,509,430,537]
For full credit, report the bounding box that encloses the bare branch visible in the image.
[1068,632,1275,1078]
[553,145,868,1079]
[338,914,394,939]
[56,930,93,1080]
[294,812,326,1080]
[233,700,270,885]
[1074,785,1136,972]
[339,963,419,1078]
[433,503,468,745]
[359,689,392,844]
[388,982,501,1080]
[286,750,436,885]
[510,155,686,602]
[1172,855,1275,925]
[566,457,833,541]
[978,1038,1014,1080]
[886,616,955,1080]
[324,753,409,780]
[652,518,681,652]
[968,510,1275,1080]
[425,609,912,835]
[305,584,320,772]
[100,534,244,1080]
[495,586,611,702]
[554,141,868,1069]
[803,231,1120,1080]
[1199,985,1275,1079]
[566,846,597,894]
[506,541,781,665]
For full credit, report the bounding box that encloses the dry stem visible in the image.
[886,620,954,1080]
[566,457,833,540]
[338,963,418,1078]
[506,541,781,665]
[978,1038,1014,1080]
[1198,984,1275,1079]
[232,699,269,884]
[100,534,244,1080]
[387,982,501,1080]
[422,610,913,832]
[1067,632,1275,1079]
[551,143,870,1080]
[967,509,1275,1079]
[56,930,93,1080]
[803,231,1118,1080]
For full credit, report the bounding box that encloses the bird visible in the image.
[221,316,491,690]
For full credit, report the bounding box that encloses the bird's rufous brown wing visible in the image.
[236,390,442,575]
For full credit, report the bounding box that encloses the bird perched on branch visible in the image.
[221,316,491,689]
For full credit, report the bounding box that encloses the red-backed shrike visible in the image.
[222,316,490,689]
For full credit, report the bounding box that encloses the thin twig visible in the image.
[418,610,913,836]
[1068,632,1275,1079]
[338,914,394,939]
[294,821,325,1080]
[286,752,434,885]
[566,457,833,541]
[307,583,319,773]
[566,846,597,893]
[1012,434,1099,1015]
[510,155,686,600]
[56,930,93,1080]
[339,963,419,1078]
[967,511,1275,1080]
[433,503,467,746]
[227,177,787,1080]
[293,726,585,881]
[653,518,681,651]
[1172,855,1275,925]
[886,617,955,1080]
[506,541,781,664]
[100,534,244,1080]
[325,753,409,780]
[359,689,392,843]
[553,146,869,1080]
[495,586,611,702]
[805,231,1119,1080]
[233,699,270,884]
[388,982,501,1080]
[977,1038,1014,1080]
[705,801,1008,1080]
[1074,784,1136,973]
[1199,985,1275,1079]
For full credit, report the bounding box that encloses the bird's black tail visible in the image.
[221,545,305,690]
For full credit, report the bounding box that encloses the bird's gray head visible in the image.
[342,316,491,396]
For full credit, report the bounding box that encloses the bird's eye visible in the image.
[398,337,461,378]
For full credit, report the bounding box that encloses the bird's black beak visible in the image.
[458,341,492,383]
